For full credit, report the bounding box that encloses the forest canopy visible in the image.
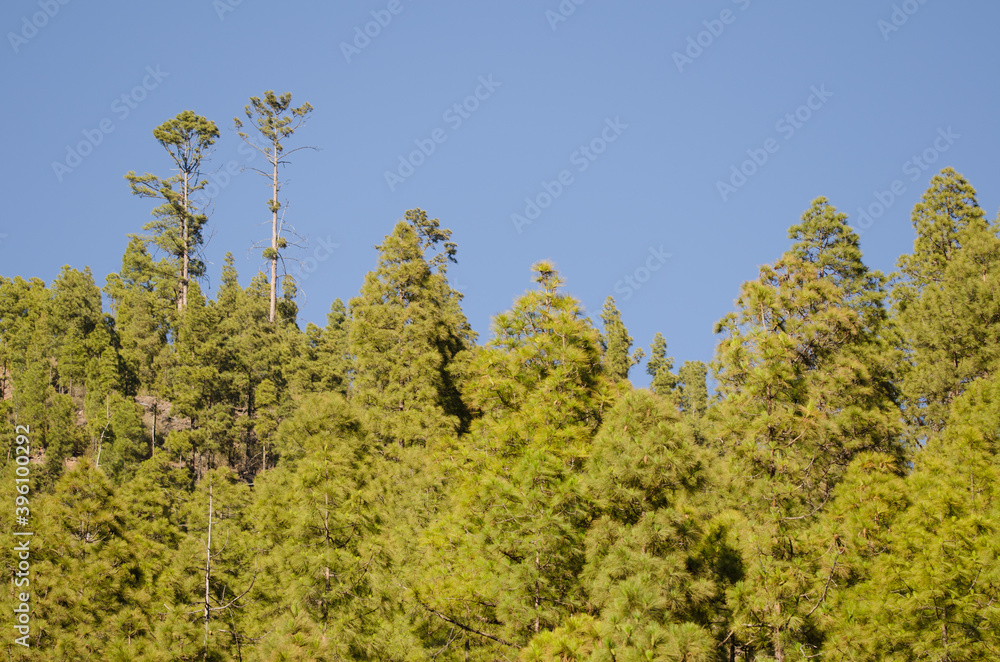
[2,107,999,662]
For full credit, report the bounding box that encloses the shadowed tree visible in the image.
[348,208,474,446]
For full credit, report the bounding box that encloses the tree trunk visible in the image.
[204,479,214,655]
[181,170,190,311]
[269,144,279,323]
[534,549,541,634]
[151,402,157,455]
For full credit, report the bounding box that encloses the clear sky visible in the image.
[2,0,998,387]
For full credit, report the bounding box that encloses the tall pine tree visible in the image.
[348,209,474,447]
[894,167,1000,432]
[711,197,904,659]
[417,263,621,659]
[599,296,643,381]
[125,111,219,311]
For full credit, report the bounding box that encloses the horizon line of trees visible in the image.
[2,108,1000,661]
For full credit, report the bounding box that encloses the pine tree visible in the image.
[1,277,55,473]
[677,360,708,418]
[116,454,192,659]
[234,91,314,323]
[165,255,296,478]
[0,276,49,398]
[48,267,103,390]
[341,210,477,658]
[154,467,261,660]
[19,460,152,657]
[417,262,620,659]
[250,393,375,659]
[826,373,1000,660]
[599,296,643,381]
[105,237,175,395]
[125,111,219,310]
[288,299,351,397]
[894,167,1000,432]
[348,209,474,447]
[711,197,904,659]
[164,280,238,479]
[646,332,677,395]
[524,390,727,662]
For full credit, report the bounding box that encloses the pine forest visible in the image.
[4,106,1000,662]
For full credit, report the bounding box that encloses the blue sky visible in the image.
[2,0,998,387]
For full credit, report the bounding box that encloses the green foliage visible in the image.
[417,263,619,659]
[577,391,722,661]
[349,209,474,447]
[8,136,1000,662]
[125,110,219,311]
[646,332,677,395]
[825,374,1000,660]
[288,298,351,396]
[234,90,314,324]
[87,390,149,481]
[23,461,152,657]
[711,196,904,659]
[676,360,708,419]
[105,237,175,395]
[600,296,644,381]
[156,467,260,660]
[894,167,1000,432]
[251,393,375,658]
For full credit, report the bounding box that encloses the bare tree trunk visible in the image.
[534,549,541,634]
[204,479,214,655]
[151,402,157,455]
[269,147,279,323]
[181,170,190,311]
[322,491,330,622]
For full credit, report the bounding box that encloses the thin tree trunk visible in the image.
[204,480,214,654]
[269,144,279,323]
[323,491,330,623]
[182,170,190,311]
[534,549,541,634]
